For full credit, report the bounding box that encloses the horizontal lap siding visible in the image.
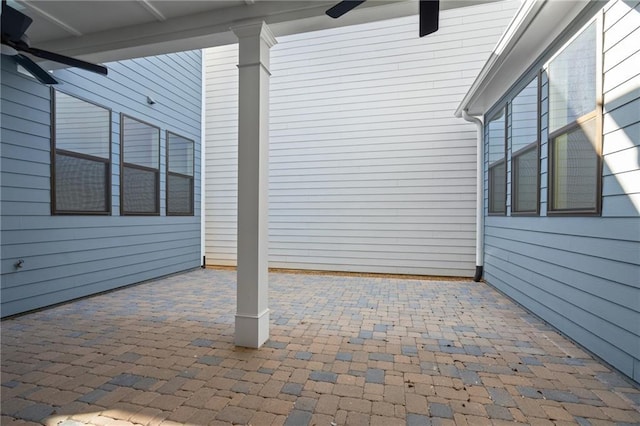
[205,45,238,266]
[483,0,640,382]
[269,3,518,277]
[484,217,640,381]
[204,1,519,275]
[602,0,640,218]
[0,51,202,317]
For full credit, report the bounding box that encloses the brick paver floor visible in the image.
[2,269,639,426]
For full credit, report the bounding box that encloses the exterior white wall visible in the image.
[204,1,520,276]
[205,45,240,267]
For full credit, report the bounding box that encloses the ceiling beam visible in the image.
[32,0,499,69]
[138,0,167,22]
[35,1,397,66]
[21,1,83,37]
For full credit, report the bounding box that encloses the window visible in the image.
[120,115,160,215]
[52,91,111,214]
[487,108,506,214]
[548,22,600,214]
[511,76,539,214]
[166,132,194,215]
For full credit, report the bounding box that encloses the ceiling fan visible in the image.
[326,0,439,37]
[1,0,108,85]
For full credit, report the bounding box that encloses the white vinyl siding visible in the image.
[204,1,519,276]
[204,45,239,266]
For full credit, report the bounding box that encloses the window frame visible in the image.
[119,114,161,216]
[166,131,195,216]
[487,106,507,216]
[547,112,602,215]
[510,73,541,216]
[50,89,112,216]
[546,18,603,216]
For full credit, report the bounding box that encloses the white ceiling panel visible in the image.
[26,1,163,40]
[150,1,246,20]
[8,0,499,68]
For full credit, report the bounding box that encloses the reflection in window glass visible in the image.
[55,91,110,159]
[487,109,506,214]
[121,115,159,215]
[487,109,506,164]
[53,91,110,214]
[511,77,539,213]
[552,118,598,210]
[168,133,194,176]
[548,20,599,213]
[512,78,538,152]
[122,116,160,168]
[548,22,596,133]
[167,132,195,216]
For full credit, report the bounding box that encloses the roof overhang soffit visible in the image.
[455,0,608,118]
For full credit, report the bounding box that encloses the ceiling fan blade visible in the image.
[326,0,366,18]
[22,46,108,76]
[13,54,59,85]
[1,0,33,41]
[419,0,439,37]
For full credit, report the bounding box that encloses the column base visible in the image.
[235,309,270,348]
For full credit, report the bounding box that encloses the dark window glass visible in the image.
[513,147,538,212]
[167,132,194,216]
[55,154,108,212]
[511,77,539,214]
[53,91,110,214]
[122,167,158,213]
[548,22,599,213]
[121,115,160,215]
[167,174,193,214]
[489,160,506,214]
[487,108,506,214]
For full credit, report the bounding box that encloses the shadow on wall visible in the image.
[601,0,640,216]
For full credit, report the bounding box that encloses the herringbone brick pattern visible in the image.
[2,269,639,425]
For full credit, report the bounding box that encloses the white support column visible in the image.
[232,21,277,348]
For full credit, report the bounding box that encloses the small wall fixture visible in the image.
[15,259,24,269]
[146,96,156,105]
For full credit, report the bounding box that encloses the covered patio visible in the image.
[2,269,639,425]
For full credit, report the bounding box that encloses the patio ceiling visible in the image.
[13,0,498,68]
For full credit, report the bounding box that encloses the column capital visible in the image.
[231,20,277,48]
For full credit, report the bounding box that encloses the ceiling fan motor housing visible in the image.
[2,2,32,42]
[1,1,108,84]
